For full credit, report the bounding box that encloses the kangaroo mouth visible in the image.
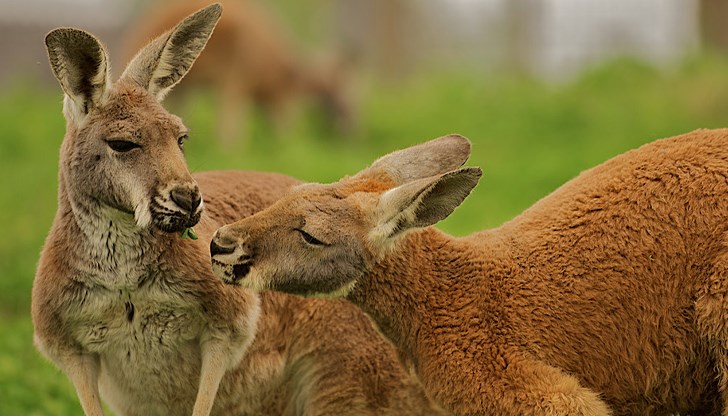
[211,259,252,285]
[232,263,251,282]
[152,210,202,233]
[150,197,202,233]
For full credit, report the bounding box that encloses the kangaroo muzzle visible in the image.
[210,229,254,284]
[150,182,203,233]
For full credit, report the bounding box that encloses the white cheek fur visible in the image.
[307,280,358,299]
[240,267,271,293]
[134,198,152,229]
[126,174,152,229]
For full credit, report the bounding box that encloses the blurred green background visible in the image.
[3,0,728,414]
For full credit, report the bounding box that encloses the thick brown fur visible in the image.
[32,6,444,416]
[122,0,354,143]
[212,130,728,415]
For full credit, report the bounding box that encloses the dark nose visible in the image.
[210,235,237,257]
[171,186,201,213]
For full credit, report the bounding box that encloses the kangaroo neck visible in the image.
[347,227,476,367]
[55,164,156,288]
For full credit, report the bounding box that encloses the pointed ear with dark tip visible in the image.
[370,167,483,243]
[357,134,472,185]
[45,28,110,122]
[121,3,222,101]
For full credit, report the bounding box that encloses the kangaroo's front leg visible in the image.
[62,353,104,416]
[191,340,232,416]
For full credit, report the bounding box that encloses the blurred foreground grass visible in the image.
[3,55,728,414]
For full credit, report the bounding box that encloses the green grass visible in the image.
[3,55,728,414]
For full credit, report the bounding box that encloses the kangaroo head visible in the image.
[47,4,222,233]
[211,134,482,296]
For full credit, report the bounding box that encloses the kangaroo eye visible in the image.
[177,133,189,148]
[295,229,327,246]
[107,140,141,153]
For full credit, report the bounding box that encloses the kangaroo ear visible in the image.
[357,134,472,185]
[370,167,482,243]
[120,3,222,101]
[45,28,111,123]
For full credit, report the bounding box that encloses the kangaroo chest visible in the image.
[64,272,211,413]
[66,272,204,370]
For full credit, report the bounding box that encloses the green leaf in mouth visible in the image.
[179,227,198,240]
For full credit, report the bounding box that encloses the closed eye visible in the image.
[106,140,141,152]
[295,229,327,246]
[177,133,189,148]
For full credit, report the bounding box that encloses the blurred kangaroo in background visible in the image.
[32,4,446,415]
[123,0,356,144]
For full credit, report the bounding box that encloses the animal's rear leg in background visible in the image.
[696,239,728,416]
[484,358,612,416]
[217,72,250,146]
